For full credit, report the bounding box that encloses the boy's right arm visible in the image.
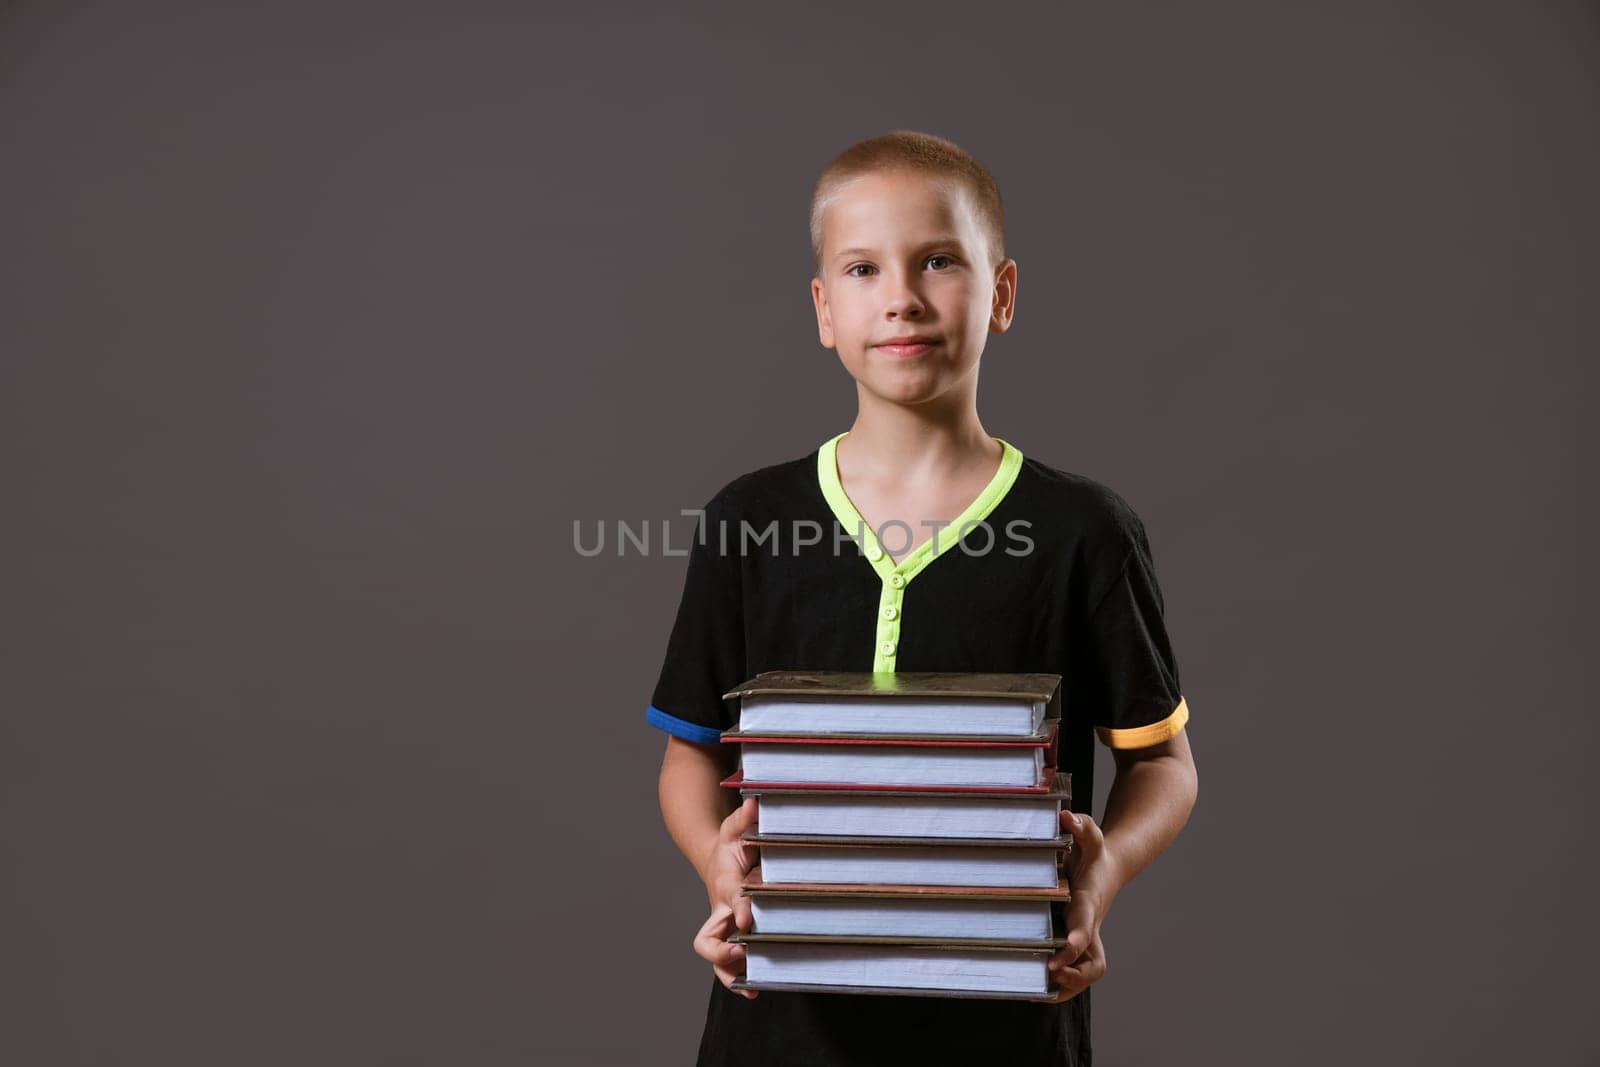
[658,736,760,999]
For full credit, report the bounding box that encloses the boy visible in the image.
[647,130,1199,1066]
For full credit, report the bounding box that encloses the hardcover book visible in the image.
[731,940,1059,999]
[749,834,1066,888]
[722,670,1063,738]
[741,870,1069,941]
[736,735,1054,789]
[740,773,1071,839]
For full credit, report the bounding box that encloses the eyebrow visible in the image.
[832,237,967,262]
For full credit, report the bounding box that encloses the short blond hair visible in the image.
[809,130,1006,276]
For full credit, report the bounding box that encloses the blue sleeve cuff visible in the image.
[646,704,725,745]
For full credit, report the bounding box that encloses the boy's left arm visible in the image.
[1047,729,1199,1002]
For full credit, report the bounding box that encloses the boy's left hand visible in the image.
[1046,810,1122,1004]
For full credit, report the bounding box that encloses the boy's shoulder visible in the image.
[1014,453,1152,549]
[693,448,817,521]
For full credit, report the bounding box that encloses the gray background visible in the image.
[2,1,1594,1063]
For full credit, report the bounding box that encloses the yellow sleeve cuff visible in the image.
[1095,696,1190,749]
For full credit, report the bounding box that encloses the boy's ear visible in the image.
[810,277,836,349]
[989,258,1018,334]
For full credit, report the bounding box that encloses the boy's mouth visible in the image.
[875,335,940,358]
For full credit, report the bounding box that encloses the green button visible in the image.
[889,574,904,588]
[881,605,898,620]
[866,545,884,562]
[879,640,896,656]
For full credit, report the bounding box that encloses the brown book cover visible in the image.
[720,719,1061,745]
[723,670,1063,711]
[729,930,1067,949]
[745,831,1070,850]
[721,767,1059,794]
[729,978,1062,1002]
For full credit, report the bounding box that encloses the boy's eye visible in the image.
[846,255,956,278]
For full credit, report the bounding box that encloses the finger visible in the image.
[1058,955,1106,995]
[713,954,758,1000]
[725,796,759,837]
[1049,933,1107,999]
[736,795,758,829]
[1061,811,1104,857]
[1058,922,1087,965]
[696,932,747,968]
[1054,897,1098,965]
[692,904,736,962]
[693,904,758,999]
[732,799,761,870]
[734,892,754,932]
[1046,942,1093,1001]
[1046,970,1088,1003]
[713,872,750,913]
[1055,812,1080,879]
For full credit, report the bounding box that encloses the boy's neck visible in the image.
[839,393,999,481]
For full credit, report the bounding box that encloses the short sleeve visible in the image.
[1080,518,1190,749]
[644,494,746,745]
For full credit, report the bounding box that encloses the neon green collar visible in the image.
[816,431,1024,587]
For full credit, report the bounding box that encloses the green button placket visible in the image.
[817,432,1024,674]
[861,546,907,671]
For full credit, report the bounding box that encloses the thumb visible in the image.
[732,795,758,833]
[1061,810,1103,858]
[1059,891,1098,965]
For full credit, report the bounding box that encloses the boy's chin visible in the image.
[838,350,977,407]
[854,372,965,408]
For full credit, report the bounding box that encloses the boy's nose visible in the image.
[884,278,926,317]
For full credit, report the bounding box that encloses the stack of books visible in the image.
[719,671,1071,1001]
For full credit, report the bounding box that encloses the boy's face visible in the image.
[811,168,1016,409]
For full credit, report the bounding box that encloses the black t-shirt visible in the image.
[647,432,1190,1067]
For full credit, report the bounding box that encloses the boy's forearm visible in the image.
[658,736,740,884]
[1096,732,1199,901]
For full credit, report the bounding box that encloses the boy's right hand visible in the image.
[692,796,760,999]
